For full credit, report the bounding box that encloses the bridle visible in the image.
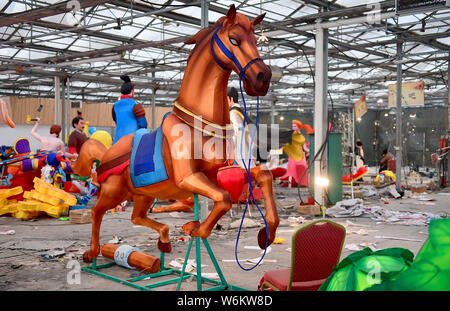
[210,25,263,79]
[211,23,270,272]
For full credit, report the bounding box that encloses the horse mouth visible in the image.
[242,66,271,96]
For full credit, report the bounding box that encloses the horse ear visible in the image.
[226,4,237,22]
[251,13,265,26]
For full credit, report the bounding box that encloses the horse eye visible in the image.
[229,38,239,46]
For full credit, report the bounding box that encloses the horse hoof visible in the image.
[83,250,93,263]
[158,239,172,253]
[182,221,200,236]
[257,228,274,250]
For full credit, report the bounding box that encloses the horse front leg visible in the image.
[250,165,280,249]
[177,172,231,239]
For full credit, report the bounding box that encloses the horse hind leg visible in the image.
[131,194,172,253]
[150,197,194,213]
[83,175,127,263]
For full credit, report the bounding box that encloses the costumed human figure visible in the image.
[342,138,369,184]
[228,87,256,169]
[68,111,88,155]
[67,112,97,200]
[380,148,394,172]
[354,139,365,170]
[228,87,291,189]
[112,75,148,145]
[30,117,77,159]
[280,120,314,187]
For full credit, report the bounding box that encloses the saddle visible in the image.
[129,126,168,188]
[97,113,170,187]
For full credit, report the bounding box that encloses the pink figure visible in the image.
[280,120,312,188]
[30,118,77,159]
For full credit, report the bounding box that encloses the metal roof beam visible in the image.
[0,0,113,27]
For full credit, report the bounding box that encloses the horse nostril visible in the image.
[257,72,264,82]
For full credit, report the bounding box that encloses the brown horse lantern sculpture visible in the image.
[72,5,279,263]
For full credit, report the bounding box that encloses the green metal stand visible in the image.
[82,194,249,291]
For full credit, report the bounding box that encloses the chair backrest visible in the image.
[289,220,346,288]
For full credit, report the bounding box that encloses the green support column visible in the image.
[309,133,343,205]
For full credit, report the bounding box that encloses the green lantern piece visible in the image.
[319,247,414,291]
[367,218,450,291]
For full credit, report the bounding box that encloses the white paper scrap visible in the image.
[375,235,423,242]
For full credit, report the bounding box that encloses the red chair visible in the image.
[259,220,346,291]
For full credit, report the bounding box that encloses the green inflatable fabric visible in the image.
[318,247,414,291]
[367,218,450,291]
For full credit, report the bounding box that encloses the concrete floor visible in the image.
[0,185,449,291]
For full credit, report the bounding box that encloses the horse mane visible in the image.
[184,17,226,63]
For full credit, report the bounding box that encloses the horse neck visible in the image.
[177,43,232,125]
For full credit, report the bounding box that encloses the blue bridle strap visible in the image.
[209,24,269,271]
[211,25,263,77]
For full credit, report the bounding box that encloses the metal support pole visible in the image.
[351,108,355,199]
[151,59,156,129]
[54,76,60,124]
[313,22,328,206]
[422,132,426,168]
[66,77,71,142]
[201,0,208,28]
[61,80,66,142]
[271,99,275,125]
[447,58,450,186]
[200,0,209,221]
[395,38,403,191]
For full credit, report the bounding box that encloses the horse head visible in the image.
[218,5,271,96]
[186,5,271,96]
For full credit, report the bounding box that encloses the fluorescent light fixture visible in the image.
[315,177,329,187]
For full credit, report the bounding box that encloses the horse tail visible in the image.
[71,139,107,183]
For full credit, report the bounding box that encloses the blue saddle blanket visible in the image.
[130,122,169,188]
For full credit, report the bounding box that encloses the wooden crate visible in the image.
[69,209,92,224]
[297,204,321,216]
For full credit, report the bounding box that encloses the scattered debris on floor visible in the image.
[230,218,260,229]
[287,216,305,224]
[327,198,443,226]
[0,229,15,235]
[345,242,377,251]
[375,236,423,242]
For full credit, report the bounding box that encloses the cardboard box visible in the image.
[69,209,92,224]
[297,204,321,216]
[411,185,427,193]
[344,190,363,199]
